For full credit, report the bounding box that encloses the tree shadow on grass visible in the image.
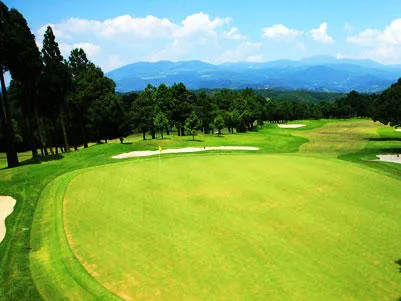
[395,259,401,301]
[0,154,64,170]
[366,137,401,142]
[21,154,64,165]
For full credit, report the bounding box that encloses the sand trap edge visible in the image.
[278,124,306,129]
[375,154,401,164]
[113,146,260,159]
[0,196,17,244]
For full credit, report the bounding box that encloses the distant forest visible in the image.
[1,1,400,168]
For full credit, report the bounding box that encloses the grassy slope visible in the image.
[1,118,401,300]
[64,154,401,300]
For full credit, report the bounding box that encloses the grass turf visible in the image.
[62,154,401,300]
[1,118,401,300]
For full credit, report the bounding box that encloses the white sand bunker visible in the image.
[376,154,401,164]
[0,196,16,243]
[113,146,260,159]
[395,129,401,132]
[278,124,306,129]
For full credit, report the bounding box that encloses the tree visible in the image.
[0,2,19,167]
[41,26,72,151]
[213,115,225,135]
[171,83,192,136]
[372,78,401,128]
[185,112,200,141]
[130,84,156,140]
[154,111,169,139]
[69,50,115,147]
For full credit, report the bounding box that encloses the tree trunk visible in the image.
[25,118,38,158]
[0,70,19,168]
[142,131,146,140]
[166,128,170,135]
[161,130,164,140]
[59,108,70,152]
[151,129,155,139]
[80,117,88,148]
[33,102,48,156]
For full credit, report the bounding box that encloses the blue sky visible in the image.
[4,0,401,72]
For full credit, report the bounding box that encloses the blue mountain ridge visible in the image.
[106,56,401,93]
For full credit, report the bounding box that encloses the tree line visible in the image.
[1,1,400,169]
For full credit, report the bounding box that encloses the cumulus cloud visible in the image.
[262,24,303,40]
[39,12,229,42]
[348,19,401,46]
[345,19,401,64]
[37,12,238,70]
[310,22,334,44]
[217,41,264,63]
[224,27,246,40]
[59,42,101,59]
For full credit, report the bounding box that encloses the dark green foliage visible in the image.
[185,112,201,140]
[372,79,401,127]
[153,111,169,139]
[130,84,156,140]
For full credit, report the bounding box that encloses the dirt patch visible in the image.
[278,124,306,129]
[376,154,401,164]
[0,196,16,243]
[113,146,260,159]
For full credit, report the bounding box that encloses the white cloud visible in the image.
[173,12,229,40]
[41,12,229,42]
[59,42,101,59]
[262,24,303,40]
[348,19,401,46]
[216,41,263,63]
[337,46,401,64]
[310,22,334,44]
[347,28,381,45]
[37,12,238,70]
[106,55,124,71]
[344,18,401,64]
[223,27,246,40]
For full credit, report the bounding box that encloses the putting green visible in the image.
[62,154,401,300]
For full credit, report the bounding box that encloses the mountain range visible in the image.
[106,56,401,93]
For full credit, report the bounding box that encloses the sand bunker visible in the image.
[278,124,306,129]
[395,129,401,132]
[376,154,401,164]
[113,146,260,159]
[0,196,16,243]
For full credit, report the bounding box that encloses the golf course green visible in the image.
[2,119,401,300]
[59,154,401,300]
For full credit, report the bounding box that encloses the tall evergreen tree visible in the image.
[4,6,44,157]
[41,26,72,151]
[0,2,19,167]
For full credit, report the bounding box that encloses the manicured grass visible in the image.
[62,154,401,300]
[1,118,401,300]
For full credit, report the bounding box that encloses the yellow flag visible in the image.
[158,146,162,152]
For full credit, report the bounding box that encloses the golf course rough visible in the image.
[55,154,401,300]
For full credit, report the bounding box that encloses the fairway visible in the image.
[61,154,401,300]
